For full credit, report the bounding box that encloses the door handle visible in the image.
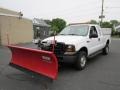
[98,38,100,41]
[87,41,90,43]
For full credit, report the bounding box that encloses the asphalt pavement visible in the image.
[0,39,120,90]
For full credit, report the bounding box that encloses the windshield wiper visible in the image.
[59,34,67,35]
[59,34,80,36]
[67,34,80,36]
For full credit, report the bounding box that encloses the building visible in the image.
[114,24,120,32]
[33,18,51,39]
[0,8,33,45]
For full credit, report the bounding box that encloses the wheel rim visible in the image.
[80,56,86,67]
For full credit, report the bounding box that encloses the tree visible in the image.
[110,20,119,26]
[51,26,59,33]
[51,18,66,33]
[101,22,112,28]
[89,20,98,24]
[44,19,52,25]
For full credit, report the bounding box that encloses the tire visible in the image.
[38,40,41,47]
[74,51,87,70]
[102,44,109,55]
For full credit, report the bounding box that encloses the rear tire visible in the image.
[74,51,87,70]
[102,44,109,55]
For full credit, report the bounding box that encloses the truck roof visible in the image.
[68,23,99,27]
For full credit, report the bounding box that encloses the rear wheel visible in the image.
[74,51,87,70]
[102,44,109,55]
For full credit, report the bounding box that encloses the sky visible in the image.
[0,0,120,23]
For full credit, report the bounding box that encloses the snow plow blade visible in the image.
[8,45,58,80]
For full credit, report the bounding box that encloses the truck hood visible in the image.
[42,35,85,45]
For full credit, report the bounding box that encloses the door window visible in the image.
[90,26,98,38]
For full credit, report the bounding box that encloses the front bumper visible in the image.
[57,53,77,63]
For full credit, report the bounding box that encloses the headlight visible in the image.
[65,45,76,54]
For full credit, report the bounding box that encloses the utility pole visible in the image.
[99,0,105,27]
[101,0,104,24]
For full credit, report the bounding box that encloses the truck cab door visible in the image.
[96,26,105,50]
[88,26,100,54]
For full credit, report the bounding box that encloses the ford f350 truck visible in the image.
[8,24,111,80]
[39,24,111,70]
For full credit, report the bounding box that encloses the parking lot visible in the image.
[0,39,120,90]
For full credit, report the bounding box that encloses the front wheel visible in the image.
[74,51,87,70]
[38,40,41,47]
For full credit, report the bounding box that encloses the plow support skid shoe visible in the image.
[8,45,58,80]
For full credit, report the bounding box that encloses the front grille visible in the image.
[41,42,66,55]
[53,42,66,55]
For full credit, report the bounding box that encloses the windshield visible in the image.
[59,25,89,36]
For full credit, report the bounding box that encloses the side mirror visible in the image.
[89,34,98,38]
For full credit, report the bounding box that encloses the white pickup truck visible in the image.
[38,24,111,70]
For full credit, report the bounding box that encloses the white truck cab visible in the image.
[39,24,111,70]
